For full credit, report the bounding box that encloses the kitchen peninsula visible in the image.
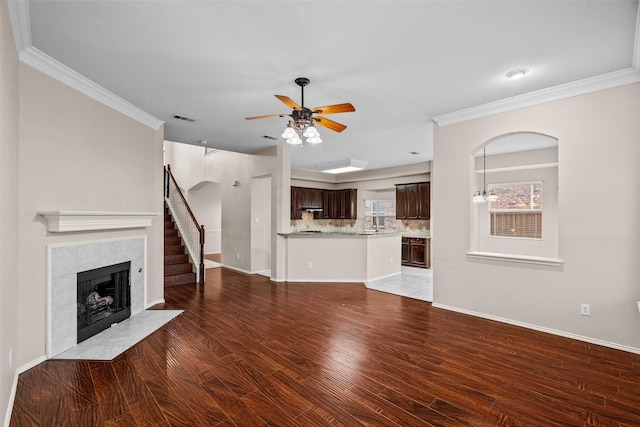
[279,231,401,283]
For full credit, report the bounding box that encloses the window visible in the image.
[488,182,542,239]
[364,200,396,231]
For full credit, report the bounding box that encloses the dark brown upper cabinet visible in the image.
[291,187,357,220]
[396,182,430,220]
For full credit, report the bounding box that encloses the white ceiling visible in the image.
[22,0,640,172]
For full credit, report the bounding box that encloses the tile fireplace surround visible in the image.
[48,236,147,357]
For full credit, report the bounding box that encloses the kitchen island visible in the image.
[278,231,402,283]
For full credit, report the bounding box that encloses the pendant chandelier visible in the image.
[473,147,497,203]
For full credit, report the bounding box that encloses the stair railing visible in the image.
[164,164,205,285]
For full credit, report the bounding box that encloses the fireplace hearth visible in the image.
[77,261,131,343]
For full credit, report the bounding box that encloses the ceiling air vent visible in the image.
[171,114,196,122]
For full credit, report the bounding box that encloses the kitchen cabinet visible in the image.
[406,184,418,218]
[291,187,357,219]
[418,182,430,219]
[291,187,304,219]
[396,182,430,220]
[322,190,335,219]
[401,238,410,264]
[335,189,357,219]
[291,187,324,219]
[396,185,407,219]
[401,237,430,268]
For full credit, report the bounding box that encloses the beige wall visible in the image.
[251,176,271,272]
[432,82,640,351]
[163,142,281,274]
[14,63,165,370]
[0,0,20,422]
[187,181,222,254]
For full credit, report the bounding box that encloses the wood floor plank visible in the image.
[89,361,130,422]
[11,267,640,426]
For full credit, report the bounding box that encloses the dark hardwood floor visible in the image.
[11,268,640,426]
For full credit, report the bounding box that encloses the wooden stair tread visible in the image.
[164,272,196,287]
[163,204,196,287]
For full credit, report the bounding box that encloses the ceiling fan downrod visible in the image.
[295,77,310,108]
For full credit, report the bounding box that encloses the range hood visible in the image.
[302,206,323,212]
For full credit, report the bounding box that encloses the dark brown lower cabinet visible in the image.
[401,239,410,264]
[401,237,430,268]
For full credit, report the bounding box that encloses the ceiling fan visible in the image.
[245,77,355,145]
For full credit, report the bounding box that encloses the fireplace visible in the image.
[77,261,131,343]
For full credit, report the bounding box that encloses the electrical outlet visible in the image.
[307,262,313,269]
[9,349,12,369]
[390,258,393,264]
[255,217,259,224]
[581,304,591,316]
[236,253,240,260]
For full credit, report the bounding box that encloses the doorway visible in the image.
[187,181,222,268]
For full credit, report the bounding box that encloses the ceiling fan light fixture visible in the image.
[281,125,296,139]
[287,136,302,145]
[303,126,319,138]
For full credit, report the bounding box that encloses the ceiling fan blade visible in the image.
[312,103,355,115]
[275,95,301,110]
[245,113,288,120]
[313,116,347,132]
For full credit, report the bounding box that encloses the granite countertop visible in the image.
[401,231,431,238]
[279,231,402,238]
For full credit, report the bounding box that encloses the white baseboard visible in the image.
[432,303,640,355]
[284,278,365,284]
[365,272,402,284]
[4,355,48,427]
[220,264,252,275]
[3,371,18,427]
[146,298,166,308]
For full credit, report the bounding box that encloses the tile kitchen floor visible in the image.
[366,266,433,302]
[207,264,432,302]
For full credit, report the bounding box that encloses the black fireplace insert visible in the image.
[77,261,131,343]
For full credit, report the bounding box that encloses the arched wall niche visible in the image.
[470,131,559,260]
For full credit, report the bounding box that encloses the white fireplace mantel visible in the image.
[39,211,158,232]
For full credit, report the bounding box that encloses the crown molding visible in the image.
[7,0,31,53]
[433,67,640,127]
[6,0,163,131]
[633,1,640,69]
[20,48,164,130]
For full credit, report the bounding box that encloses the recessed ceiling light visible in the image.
[199,140,207,145]
[506,69,529,80]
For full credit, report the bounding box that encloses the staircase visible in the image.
[164,204,196,287]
